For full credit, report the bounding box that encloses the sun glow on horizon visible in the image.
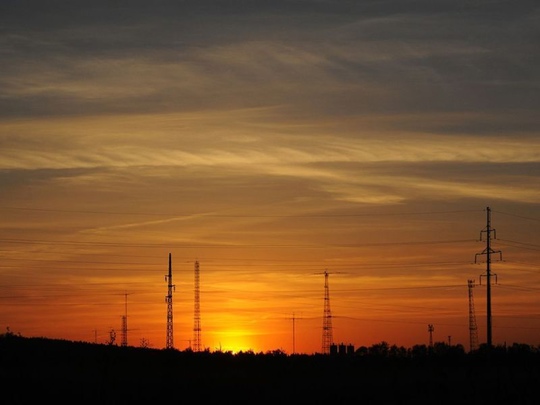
[209,329,260,354]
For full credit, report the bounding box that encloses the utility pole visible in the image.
[475,206,502,347]
[290,312,304,354]
[165,253,176,349]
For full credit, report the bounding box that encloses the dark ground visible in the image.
[1,333,539,404]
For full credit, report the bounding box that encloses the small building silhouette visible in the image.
[330,343,355,355]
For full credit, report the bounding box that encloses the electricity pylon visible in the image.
[475,206,502,347]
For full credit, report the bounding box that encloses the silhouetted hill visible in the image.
[2,333,539,404]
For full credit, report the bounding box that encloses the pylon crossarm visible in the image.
[474,252,483,263]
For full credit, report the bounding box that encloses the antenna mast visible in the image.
[290,312,304,354]
[468,279,479,352]
[428,324,434,347]
[475,206,502,347]
[165,253,176,349]
[322,270,333,354]
[121,292,128,347]
[193,260,201,352]
[293,313,298,354]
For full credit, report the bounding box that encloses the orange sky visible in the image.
[2,204,539,353]
[1,1,539,353]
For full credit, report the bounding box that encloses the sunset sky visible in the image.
[1,1,539,354]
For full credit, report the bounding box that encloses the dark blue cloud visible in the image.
[0,0,538,122]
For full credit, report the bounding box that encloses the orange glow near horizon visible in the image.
[2,217,539,354]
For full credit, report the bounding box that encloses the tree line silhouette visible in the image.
[2,330,539,404]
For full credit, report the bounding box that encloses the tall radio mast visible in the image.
[468,279,479,352]
[121,292,128,347]
[321,270,333,354]
[165,253,175,349]
[193,260,201,352]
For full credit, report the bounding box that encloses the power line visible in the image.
[0,257,480,272]
[0,237,477,249]
[0,206,482,217]
[497,239,540,251]
[493,210,540,222]
[498,284,540,292]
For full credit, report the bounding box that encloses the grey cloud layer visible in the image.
[1,0,539,210]
[1,0,538,118]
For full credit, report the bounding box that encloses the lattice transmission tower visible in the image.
[193,260,201,352]
[468,279,479,352]
[165,253,176,349]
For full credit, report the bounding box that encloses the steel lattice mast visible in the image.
[468,279,479,352]
[321,270,333,354]
[193,260,201,352]
[165,253,175,349]
[121,292,128,347]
